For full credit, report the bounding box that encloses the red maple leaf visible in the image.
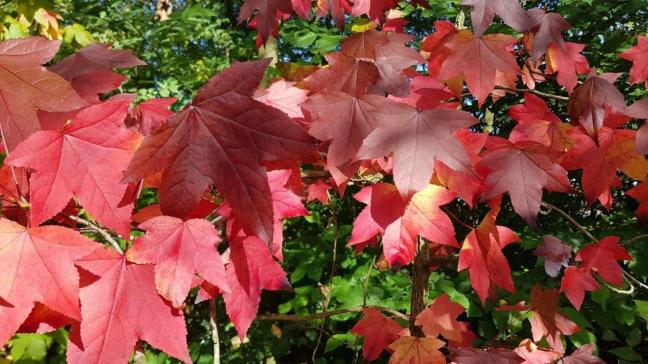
[533,235,572,278]
[627,181,648,224]
[562,109,648,206]
[351,0,397,22]
[306,179,332,204]
[414,294,465,341]
[221,169,308,260]
[477,138,572,226]
[509,93,572,151]
[0,218,99,346]
[432,129,486,207]
[529,285,579,352]
[514,339,562,364]
[576,236,631,286]
[303,53,380,96]
[49,42,145,106]
[562,344,605,364]
[351,308,402,361]
[461,0,532,36]
[291,0,312,19]
[222,233,291,338]
[458,199,519,304]
[238,0,293,43]
[625,97,648,154]
[620,35,648,88]
[254,79,308,119]
[527,9,570,59]
[388,336,446,364]
[49,42,145,80]
[125,97,176,135]
[301,93,383,188]
[304,30,423,97]
[316,0,351,30]
[127,216,229,308]
[122,59,314,243]
[67,247,190,364]
[560,266,599,310]
[437,29,519,106]
[7,98,142,236]
[567,73,624,136]
[349,183,458,266]
[0,37,85,151]
[545,42,590,92]
[357,98,476,197]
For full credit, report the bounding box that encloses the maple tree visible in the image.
[0,0,647,363]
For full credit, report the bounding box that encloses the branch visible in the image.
[495,87,570,101]
[541,203,648,292]
[69,215,123,254]
[209,299,220,364]
[257,305,410,322]
[540,202,596,242]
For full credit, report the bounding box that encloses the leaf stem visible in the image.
[69,215,124,254]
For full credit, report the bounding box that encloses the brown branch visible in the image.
[69,215,123,254]
[494,87,570,101]
[540,202,596,242]
[442,207,474,230]
[257,305,409,322]
[410,238,430,337]
[541,202,648,292]
[210,299,220,364]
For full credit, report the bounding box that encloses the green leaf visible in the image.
[634,299,648,321]
[609,347,641,361]
[591,286,610,309]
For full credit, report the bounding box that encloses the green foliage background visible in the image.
[1,0,648,363]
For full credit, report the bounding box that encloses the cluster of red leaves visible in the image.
[0,0,646,362]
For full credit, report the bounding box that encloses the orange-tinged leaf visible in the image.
[545,42,590,92]
[388,336,446,364]
[514,339,561,364]
[351,308,402,361]
[437,30,519,105]
[415,294,465,341]
[458,199,519,303]
[350,183,457,266]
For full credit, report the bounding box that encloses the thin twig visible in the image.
[540,202,596,242]
[442,207,474,230]
[604,279,635,295]
[495,86,570,101]
[69,215,123,254]
[623,269,648,291]
[312,209,339,362]
[622,233,648,246]
[541,203,647,292]
[257,305,410,322]
[210,299,220,364]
